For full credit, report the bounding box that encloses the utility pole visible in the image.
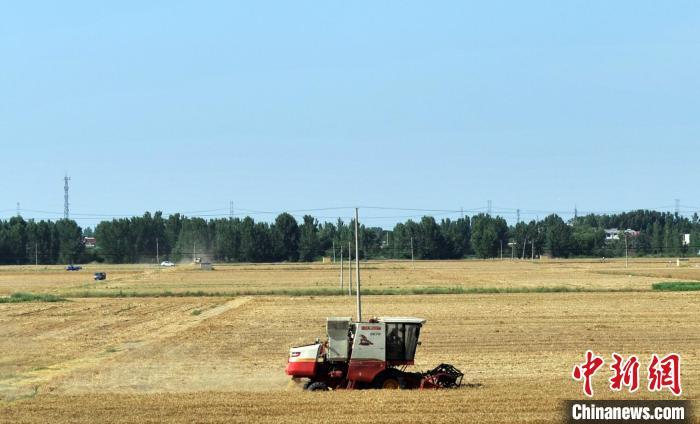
[332,241,336,263]
[531,240,534,261]
[522,238,527,260]
[193,242,196,263]
[354,208,361,322]
[500,239,503,260]
[410,236,414,270]
[156,238,159,265]
[35,244,38,267]
[511,243,514,260]
[348,241,352,296]
[339,246,343,291]
[63,174,71,219]
[625,233,629,268]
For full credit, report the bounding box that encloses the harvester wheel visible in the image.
[306,382,330,391]
[373,371,407,390]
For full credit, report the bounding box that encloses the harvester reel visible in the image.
[421,363,464,389]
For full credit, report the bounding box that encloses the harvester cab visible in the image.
[286,316,463,390]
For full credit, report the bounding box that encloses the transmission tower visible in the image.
[16,202,20,217]
[487,200,492,215]
[675,199,680,215]
[230,201,234,219]
[64,174,71,219]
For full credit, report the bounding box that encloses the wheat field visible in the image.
[0,258,697,296]
[1,260,699,423]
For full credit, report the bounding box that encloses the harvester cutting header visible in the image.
[285,315,463,390]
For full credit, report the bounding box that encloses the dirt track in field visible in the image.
[0,297,251,400]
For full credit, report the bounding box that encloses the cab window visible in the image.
[385,323,421,361]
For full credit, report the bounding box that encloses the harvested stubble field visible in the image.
[1,260,699,423]
[0,258,698,297]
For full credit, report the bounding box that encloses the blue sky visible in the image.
[1,1,698,228]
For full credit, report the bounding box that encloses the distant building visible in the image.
[604,229,639,242]
[604,229,620,241]
[82,236,96,248]
[683,233,690,246]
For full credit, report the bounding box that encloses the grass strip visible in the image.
[0,292,67,303]
[651,281,700,291]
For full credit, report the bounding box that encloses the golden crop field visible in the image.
[1,260,699,423]
[0,257,698,296]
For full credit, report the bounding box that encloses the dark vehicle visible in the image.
[65,265,82,271]
[93,272,106,281]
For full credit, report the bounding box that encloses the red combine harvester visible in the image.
[285,316,463,390]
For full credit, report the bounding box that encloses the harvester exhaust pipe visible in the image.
[354,207,361,322]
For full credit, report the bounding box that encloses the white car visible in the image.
[160,261,175,267]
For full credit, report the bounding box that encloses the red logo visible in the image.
[648,353,681,395]
[572,350,604,397]
[359,335,373,346]
[609,353,640,392]
[360,325,381,331]
[573,351,682,397]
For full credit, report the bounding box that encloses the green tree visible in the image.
[272,213,300,261]
[415,216,446,259]
[570,225,605,257]
[543,214,572,258]
[298,215,319,261]
[471,214,508,258]
[54,219,83,264]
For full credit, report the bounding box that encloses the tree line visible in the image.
[0,209,698,264]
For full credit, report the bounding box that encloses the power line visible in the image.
[3,203,699,226]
